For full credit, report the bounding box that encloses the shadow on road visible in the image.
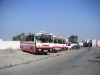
[22,50,50,55]
[95,56,100,58]
[88,59,100,63]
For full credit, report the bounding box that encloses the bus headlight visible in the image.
[50,49,52,51]
[50,49,52,50]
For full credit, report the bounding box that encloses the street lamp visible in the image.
[43,19,48,32]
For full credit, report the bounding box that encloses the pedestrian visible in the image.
[88,44,91,51]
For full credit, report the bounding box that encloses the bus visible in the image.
[61,38,67,50]
[20,32,68,54]
[20,33,48,54]
[53,36,67,51]
[53,36,61,51]
[66,42,71,50]
[35,32,54,53]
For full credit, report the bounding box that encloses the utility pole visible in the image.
[44,21,45,32]
[43,19,48,32]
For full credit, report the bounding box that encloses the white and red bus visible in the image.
[53,36,67,51]
[20,32,68,54]
[20,34,36,53]
[35,32,54,52]
[66,42,71,50]
[53,36,61,51]
[60,38,67,50]
[20,33,48,54]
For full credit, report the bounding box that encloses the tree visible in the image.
[68,35,78,43]
[12,33,25,41]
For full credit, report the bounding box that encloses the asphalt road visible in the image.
[0,47,100,75]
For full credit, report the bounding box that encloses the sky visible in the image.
[0,0,100,41]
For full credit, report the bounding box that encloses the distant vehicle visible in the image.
[83,42,89,47]
[88,40,92,47]
[71,45,80,50]
[61,38,67,50]
[66,42,71,50]
[53,36,61,52]
[83,39,92,47]
[53,36,67,52]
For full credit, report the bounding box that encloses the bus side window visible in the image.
[22,37,26,41]
[29,35,34,41]
[63,40,66,44]
[26,36,29,41]
[29,35,31,41]
[31,35,34,41]
[68,43,71,46]
[54,39,57,43]
[58,39,61,44]
[22,37,24,41]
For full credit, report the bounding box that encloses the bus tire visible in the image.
[44,52,47,55]
[54,50,57,53]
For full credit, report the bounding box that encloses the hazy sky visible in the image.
[0,0,100,41]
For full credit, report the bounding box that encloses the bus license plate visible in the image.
[44,50,48,52]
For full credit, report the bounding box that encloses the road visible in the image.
[0,47,100,75]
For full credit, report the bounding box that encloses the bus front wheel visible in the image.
[44,52,47,55]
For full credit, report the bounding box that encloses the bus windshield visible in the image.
[37,35,53,43]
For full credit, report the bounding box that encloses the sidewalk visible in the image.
[0,49,75,69]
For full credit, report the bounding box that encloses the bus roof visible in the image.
[36,32,54,36]
[21,34,35,38]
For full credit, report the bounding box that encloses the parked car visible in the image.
[83,42,89,47]
[71,45,80,50]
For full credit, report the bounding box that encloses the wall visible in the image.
[97,39,100,47]
[92,39,100,47]
[0,40,20,50]
[92,39,96,47]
